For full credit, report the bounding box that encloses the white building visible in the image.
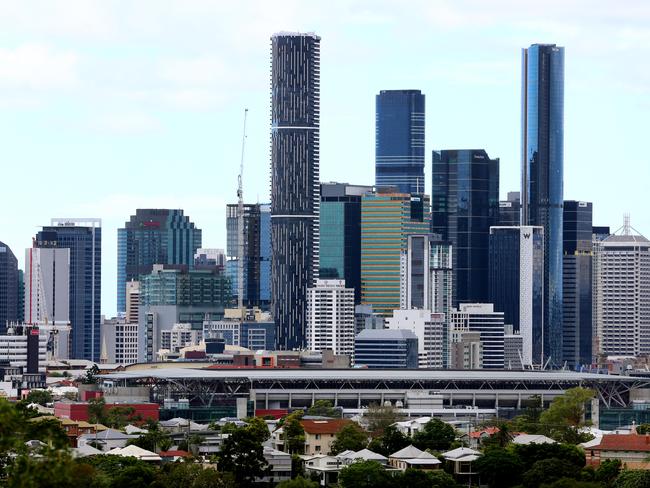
[385,309,445,368]
[0,326,47,371]
[101,317,139,365]
[125,281,140,324]
[24,247,70,324]
[306,280,355,356]
[160,323,201,354]
[504,324,524,370]
[595,218,650,356]
[449,331,483,370]
[449,304,504,369]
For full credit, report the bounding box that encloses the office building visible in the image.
[17,270,24,324]
[320,183,373,303]
[431,149,499,305]
[306,279,355,356]
[361,191,431,316]
[0,325,46,372]
[375,90,425,194]
[204,308,276,351]
[0,242,18,333]
[563,201,593,367]
[386,309,445,368]
[354,305,384,335]
[226,203,271,309]
[594,218,650,357]
[591,226,610,356]
[125,280,140,324]
[449,304,504,369]
[101,317,139,365]
[270,32,321,350]
[117,209,201,313]
[488,226,544,365]
[504,325,524,370]
[160,323,201,354]
[194,248,225,269]
[449,331,483,370]
[24,247,70,324]
[522,43,565,364]
[354,329,419,369]
[499,192,521,226]
[34,219,101,361]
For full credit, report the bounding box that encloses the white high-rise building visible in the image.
[24,247,70,324]
[595,218,650,357]
[386,309,445,368]
[125,281,140,324]
[449,303,505,369]
[101,316,139,365]
[306,279,355,356]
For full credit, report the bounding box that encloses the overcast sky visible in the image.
[0,0,648,316]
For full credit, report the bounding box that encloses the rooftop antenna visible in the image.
[623,213,631,236]
[237,109,249,315]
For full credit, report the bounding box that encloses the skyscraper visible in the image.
[270,32,321,350]
[117,209,202,313]
[24,247,70,325]
[375,90,425,194]
[35,219,101,361]
[431,149,500,305]
[521,43,565,364]
[0,242,18,333]
[361,191,431,316]
[306,279,355,357]
[562,201,593,367]
[488,226,544,365]
[320,182,373,303]
[498,192,522,226]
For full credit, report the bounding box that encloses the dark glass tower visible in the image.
[0,241,18,333]
[270,32,320,350]
[320,183,373,304]
[431,149,499,305]
[499,192,521,226]
[375,90,425,194]
[35,220,101,361]
[522,43,565,364]
[562,201,593,367]
[117,209,202,313]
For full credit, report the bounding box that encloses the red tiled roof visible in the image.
[301,419,351,435]
[159,450,190,457]
[594,434,650,452]
[469,427,500,439]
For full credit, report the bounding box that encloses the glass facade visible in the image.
[0,241,18,333]
[522,43,565,364]
[375,90,425,194]
[431,149,499,306]
[270,32,321,350]
[140,267,230,308]
[117,209,202,313]
[35,221,101,361]
[562,201,593,367]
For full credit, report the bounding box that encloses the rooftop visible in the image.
[301,419,351,435]
[593,434,650,452]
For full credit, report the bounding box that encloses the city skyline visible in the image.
[0,2,648,317]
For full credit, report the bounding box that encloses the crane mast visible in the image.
[237,109,248,315]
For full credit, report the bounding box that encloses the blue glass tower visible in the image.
[522,43,564,365]
[270,32,320,350]
[117,209,202,313]
[375,90,425,194]
[0,241,18,333]
[35,220,101,361]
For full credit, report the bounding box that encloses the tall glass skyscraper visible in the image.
[522,43,565,364]
[431,149,499,306]
[0,241,18,333]
[270,32,320,350]
[117,209,202,313]
[35,219,101,361]
[375,90,425,194]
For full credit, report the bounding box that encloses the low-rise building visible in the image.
[354,329,418,368]
[389,444,441,470]
[585,433,650,468]
[302,419,352,455]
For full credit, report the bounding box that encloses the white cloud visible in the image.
[0,44,79,89]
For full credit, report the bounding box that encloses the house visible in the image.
[511,434,556,445]
[159,417,209,433]
[72,443,103,458]
[460,427,501,448]
[301,419,352,455]
[442,447,481,483]
[106,444,161,462]
[585,434,650,469]
[77,428,136,452]
[258,446,292,484]
[338,448,388,466]
[393,417,432,436]
[389,445,441,471]
[303,454,345,486]
[159,450,191,463]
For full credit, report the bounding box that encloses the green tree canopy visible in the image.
[283,412,305,454]
[474,447,524,488]
[367,424,410,456]
[218,425,270,486]
[338,460,393,488]
[539,387,595,443]
[246,416,270,443]
[306,400,341,418]
[412,418,456,452]
[276,476,319,488]
[362,404,401,436]
[523,458,582,488]
[613,470,650,488]
[595,459,622,487]
[513,442,586,472]
[330,422,368,454]
[25,389,53,406]
[398,468,460,488]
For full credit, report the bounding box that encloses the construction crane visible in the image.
[237,109,248,316]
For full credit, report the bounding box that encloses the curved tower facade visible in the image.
[270,32,320,349]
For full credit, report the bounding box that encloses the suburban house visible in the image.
[585,434,650,469]
[389,445,441,470]
[301,419,352,455]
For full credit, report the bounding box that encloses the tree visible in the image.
[539,388,595,443]
[283,412,306,454]
[637,424,650,434]
[82,364,100,385]
[24,417,70,449]
[87,397,107,425]
[6,447,78,488]
[613,470,650,488]
[397,469,460,488]
[276,476,319,488]
[541,479,603,488]
[362,404,401,436]
[105,405,138,429]
[595,459,622,487]
[367,424,410,456]
[330,422,368,454]
[111,462,156,488]
[513,443,586,472]
[427,470,462,488]
[523,458,582,488]
[338,460,394,488]
[26,389,53,406]
[128,423,172,453]
[151,462,236,488]
[218,426,270,486]
[412,418,456,451]
[306,400,341,418]
[474,447,523,488]
[246,416,270,443]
